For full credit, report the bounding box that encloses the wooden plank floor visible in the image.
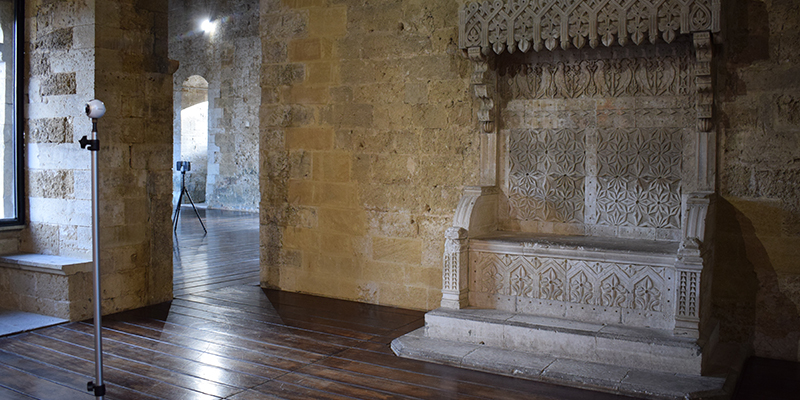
[0,209,784,399]
[173,208,260,296]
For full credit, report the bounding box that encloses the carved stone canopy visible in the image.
[459,0,721,55]
[459,0,720,134]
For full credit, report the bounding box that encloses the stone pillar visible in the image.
[21,0,173,318]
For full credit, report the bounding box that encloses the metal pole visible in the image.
[82,100,106,399]
[90,118,104,400]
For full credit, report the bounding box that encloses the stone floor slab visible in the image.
[0,308,67,337]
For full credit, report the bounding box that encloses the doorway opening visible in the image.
[174,75,209,206]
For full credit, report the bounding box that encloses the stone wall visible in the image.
[259,0,477,310]
[19,0,173,318]
[170,0,261,211]
[258,0,800,361]
[714,0,800,361]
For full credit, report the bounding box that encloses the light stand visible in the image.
[80,99,106,399]
[172,161,207,234]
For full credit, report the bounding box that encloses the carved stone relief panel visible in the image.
[497,45,693,239]
[500,54,693,100]
[508,128,586,223]
[469,250,674,327]
[595,127,682,229]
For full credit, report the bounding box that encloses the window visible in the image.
[0,0,22,227]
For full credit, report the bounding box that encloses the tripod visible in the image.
[173,162,207,234]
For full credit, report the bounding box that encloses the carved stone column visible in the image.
[441,227,469,309]
[675,193,713,338]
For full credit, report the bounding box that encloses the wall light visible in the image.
[200,19,217,34]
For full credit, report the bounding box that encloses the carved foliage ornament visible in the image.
[459,0,721,55]
[471,252,669,314]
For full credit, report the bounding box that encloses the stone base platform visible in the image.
[392,308,738,399]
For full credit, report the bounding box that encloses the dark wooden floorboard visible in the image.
[1,208,749,400]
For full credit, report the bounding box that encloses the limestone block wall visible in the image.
[713,0,800,361]
[24,0,95,259]
[170,0,261,211]
[260,0,478,310]
[19,0,173,318]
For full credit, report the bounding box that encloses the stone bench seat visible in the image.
[471,232,680,266]
[0,254,92,320]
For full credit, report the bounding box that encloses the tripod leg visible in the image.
[184,190,208,234]
[173,188,185,232]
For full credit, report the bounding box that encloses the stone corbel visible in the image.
[467,47,496,134]
[693,32,713,133]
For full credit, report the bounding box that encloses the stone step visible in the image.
[392,328,730,400]
[421,308,706,375]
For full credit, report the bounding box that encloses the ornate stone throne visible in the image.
[394,0,728,396]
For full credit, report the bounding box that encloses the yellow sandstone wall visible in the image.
[15,0,173,318]
[259,0,477,310]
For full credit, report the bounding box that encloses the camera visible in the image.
[85,99,106,119]
[177,161,191,172]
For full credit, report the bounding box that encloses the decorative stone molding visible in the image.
[693,31,713,132]
[458,0,721,55]
[468,250,676,329]
[468,47,496,133]
[499,51,693,100]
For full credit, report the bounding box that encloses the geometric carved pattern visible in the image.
[471,252,669,314]
[508,128,585,222]
[678,270,698,317]
[500,54,693,100]
[505,125,683,229]
[596,128,682,229]
[459,0,721,55]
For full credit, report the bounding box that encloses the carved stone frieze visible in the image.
[469,251,674,327]
[459,0,721,55]
[500,53,693,100]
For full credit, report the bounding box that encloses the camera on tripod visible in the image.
[173,160,206,233]
[177,161,191,173]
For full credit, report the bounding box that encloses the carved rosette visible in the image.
[441,227,469,309]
